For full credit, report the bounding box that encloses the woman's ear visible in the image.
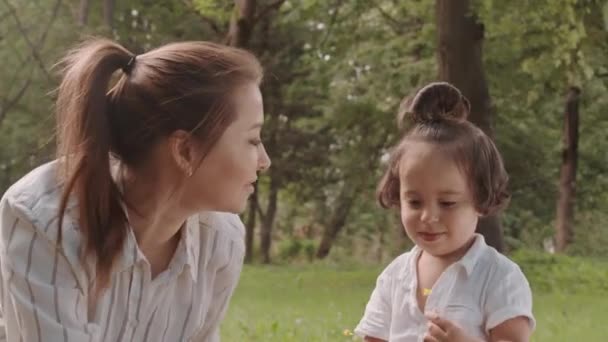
[169,130,195,177]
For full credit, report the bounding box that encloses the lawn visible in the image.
[221,252,608,341]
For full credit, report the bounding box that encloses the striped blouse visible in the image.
[0,161,246,342]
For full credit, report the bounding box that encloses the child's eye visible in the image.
[439,201,456,208]
[407,200,422,208]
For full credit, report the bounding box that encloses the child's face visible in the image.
[398,142,479,258]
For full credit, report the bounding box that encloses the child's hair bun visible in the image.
[398,82,470,126]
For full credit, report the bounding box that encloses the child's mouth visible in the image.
[418,232,445,242]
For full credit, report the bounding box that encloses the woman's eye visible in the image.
[250,139,262,146]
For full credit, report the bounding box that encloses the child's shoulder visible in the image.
[474,242,528,284]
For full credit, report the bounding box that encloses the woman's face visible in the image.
[179,82,271,214]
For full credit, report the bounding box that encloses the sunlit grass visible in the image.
[222,253,608,341]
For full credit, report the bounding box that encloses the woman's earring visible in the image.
[186,168,193,177]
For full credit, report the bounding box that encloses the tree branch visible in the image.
[371,0,405,34]
[319,0,344,48]
[254,199,267,222]
[44,0,64,44]
[0,0,62,126]
[0,76,32,124]
[2,0,54,82]
[199,14,223,34]
[0,10,11,22]
[181,0,224,35]
[254,0,285,23]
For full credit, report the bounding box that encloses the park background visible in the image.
[1,0,607,341]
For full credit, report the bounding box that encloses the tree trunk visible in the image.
[244,184,258,263]
[260,175,279,264]
[436,0,504,252]
[316,184,358,259]
[78,0,89,26]
[225,0,260,261]
[103,0,115,30]
[377,224,386,263]
[224,0,285,263]
[555,86,581,252]
[225,0,257,47]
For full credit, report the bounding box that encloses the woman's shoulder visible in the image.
[2,160,64,211]
[1,159,82,252]
[0,160,87,289]
[1,160,72,238]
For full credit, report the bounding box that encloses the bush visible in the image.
[278,238,318,262]
[512,249,608,294]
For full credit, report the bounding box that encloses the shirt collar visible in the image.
[116,215,200,282]
[183,214,200,281]
[454,233,487,276]
[406,233,487,278]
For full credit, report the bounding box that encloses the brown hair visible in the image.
[377,82,509,215]
[55,38,262,295]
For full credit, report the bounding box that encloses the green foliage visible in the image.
[475,0,608,252]
[192,0,232,24]
[513,249,608,294]
[567,210,608,257]
[2,0,607,258]
[278,238,318,262]
[0,0,77,192]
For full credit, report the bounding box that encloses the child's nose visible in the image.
[420,207,440,223]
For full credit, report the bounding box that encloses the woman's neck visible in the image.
[118,165,189,255]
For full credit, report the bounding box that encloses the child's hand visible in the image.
[424,313,483,342]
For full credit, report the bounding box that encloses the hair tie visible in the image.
[122,55,137,74]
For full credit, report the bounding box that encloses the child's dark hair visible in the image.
[377,82,510,216]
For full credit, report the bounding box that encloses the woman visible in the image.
[0,38,270,341]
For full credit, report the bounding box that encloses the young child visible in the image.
[355,82,535,342]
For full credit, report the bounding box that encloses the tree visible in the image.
[436,0,504,251]
[0,0,71,192]
[224,0,262,260]
[476,0,608,252]
[224,0,257,47]
[103,0,115,29]
[193,0,299,263]
[300,1,438,258]
[555,87,581,252]
[78,0,90,26]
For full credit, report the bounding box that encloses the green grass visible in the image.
[221,253,608,342]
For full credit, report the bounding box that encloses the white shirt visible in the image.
[0,160,245,342]
[355,234,535,341]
